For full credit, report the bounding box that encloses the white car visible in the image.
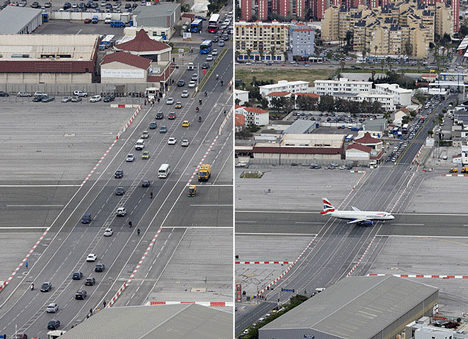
[206,54,213,61]
[188,81,196,88]
[126,154,135,162]
[166,97,174,105]
[181,139,190,147]
[167,137,177,145]
[73,90,88,97]
[90,95,101,102]
[212,49,218,56]
[61,96,72,103]
[103,228,113,237]
[105,17,112,24]
[181,90,189,98]
[46,303,59,313]
[17,91,32,97]
[86,254,97,262]
[116,207,127,216]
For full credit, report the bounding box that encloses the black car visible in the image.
[95,263,105,272]
[149,122,157,129]
[104,95,115,102]
[0,91,9,97]
[213,35,219,42]
[40,282,52,292]
[72,272,83,280]
[222,34,229,41]
[32,96,42,102]
[63,1,71,8]
[47,319,60,330]
[115,187,125,195]
[85,277,96,286]
[202,63,210,69]
[114,169,123,178]
[75,290,87,300]
[81,213,92,224]
[177,80,185,87]
[31,1,39,7]
[155,112,164,120]
[141,180,151,187]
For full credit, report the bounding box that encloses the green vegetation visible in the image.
[235,68,333,87]
[240,171,264,178]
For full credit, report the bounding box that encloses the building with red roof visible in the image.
[236,106,270,126]
[235,114,246,132]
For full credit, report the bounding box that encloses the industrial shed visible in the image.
[259,276,438,339]
[0,6,42,34]
[59,303,232,339]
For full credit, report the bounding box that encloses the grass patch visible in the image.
[240,171,264,178]
[235,68,334,85]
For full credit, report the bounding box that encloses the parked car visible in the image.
[103,95,115,102]
[42,96,55,102]
[73,90,88,97]
[17,91,32,97]
[90,95,101,102]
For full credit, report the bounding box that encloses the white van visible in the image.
[187,62,194,70]
[158,164,170,178]
[135,139,145,150]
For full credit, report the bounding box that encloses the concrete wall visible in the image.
[51,11,126,22]
[0,73,92,84]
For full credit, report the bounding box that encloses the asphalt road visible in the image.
[0,42,233,338]
[234,94,462,334]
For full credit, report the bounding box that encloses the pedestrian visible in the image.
[103,300,106,308]
[150,192,153,199]
[25,261,28,269]
[129,221,132,228]
[90,308,93,315]
[157,98,160,103]
[137,228,140,236]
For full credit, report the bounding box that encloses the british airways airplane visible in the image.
[321,198,395,225]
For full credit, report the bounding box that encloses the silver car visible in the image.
[46,303,59,313]
[181,90,189,98]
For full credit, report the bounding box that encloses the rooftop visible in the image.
[0,6,42,34]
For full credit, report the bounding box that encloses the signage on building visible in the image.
[101,69,145,79]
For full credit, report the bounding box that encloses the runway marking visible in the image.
[236,232,316,236]
[392,223,425,226]
[368,273,468,279]
[189,204,233,207]
[6,205,64,208]
[238,210,313,214]
[161,226,233,229]
[187,184,233,187]
[0,185,80,187]
[237,221,256,223]
[236,261,291,265]
[295,222,323,224]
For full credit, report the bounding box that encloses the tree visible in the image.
[259,45,264,62]
[235,50,240,62]
[404,41,412,57]
[246,49,252,62]
[270,46,276,61]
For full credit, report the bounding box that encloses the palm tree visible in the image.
[246,49,252,62]
[270,46,276,62]
[235,50,240,62]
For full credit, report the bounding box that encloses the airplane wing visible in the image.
[347,218,367,224]
[351,206,361,212]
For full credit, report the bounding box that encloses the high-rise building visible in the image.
[258,0,269,20]
[240,0,252,21]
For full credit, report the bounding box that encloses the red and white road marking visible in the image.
[0,228,49,292]
[440,174,468,177]
[347,236,376,277]
[236,261,290,265]
[147,301,233,307]
[368,273,468,279]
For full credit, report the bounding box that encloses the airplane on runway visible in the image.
[321,198,395,225]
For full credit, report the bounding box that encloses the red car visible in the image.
[168,112,176,120]
[84,18,91,24]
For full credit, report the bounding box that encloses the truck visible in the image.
[449,168,458,173]
[198,164,211,182]
[461,167,468,173]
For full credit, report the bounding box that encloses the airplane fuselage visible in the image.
[327,211,395,221]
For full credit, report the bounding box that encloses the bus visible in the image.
[190,19,203,33]
[208,13,220,33]
[402,123,409,134]
[158,164,170,178]
[200,40,212,54]
[99,34,115,50]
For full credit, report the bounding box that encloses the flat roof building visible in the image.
[259,276,438,339]
[0,6,42,34]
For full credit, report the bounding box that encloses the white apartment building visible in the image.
[334,91,395,111]
[259,80,309,97]
[235,106,270,126]
[375,83,413,107]
[235,89,249,105]
[313,78,372,96]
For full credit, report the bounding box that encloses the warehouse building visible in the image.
[131,3,181,40]
[59,303,232,339]
[0,6,42,34]
[259,276,438,339]
[0,34,99,84]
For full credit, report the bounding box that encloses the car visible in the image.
[181,139,190,147]
[75,290,87,300]
[167,137,177,145]
[81,213,92,224]
[159,126,167,133]
[85,277,96,286]
[212,35,219,42]
[17,91,32,97]
[191,74,198,81]
[31,1,39,7]
[222,34,229,41]
[206,55,213,61]
[33,96,43,102]
[142,180,151,187]
[103,228,113,237]
[42,96,55,102]
[115,187,124,195]
[166,97,174,105]
[156,112,164,119]
[103,95,115,102]
[86,254,97,262]
[47,319,60,330]
[72,272,83,280]
[181,90,189,98]
[61,96,72,103]
[116,207,126,216]
[182,120,190,127]
[142,151,150,159]
[73,90,87,97]
[95,263,105,272]
[168,112,176,119]
[218,41,225,47]
[149,122,157,129]
[114,169,123,178]
[40,282,52,292]
[71,96,82,102]
[201,63,210,69]
[212,49,218,56]
[188,81,196,88]
[175,102,182,109]
[126,154,135,162]
[90,95,101,102]
[46,303,58,313]
[141,130,149,139]
[84,18,92,23]
[177,80,185,87]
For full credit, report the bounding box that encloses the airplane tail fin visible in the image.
[321,198,335,214]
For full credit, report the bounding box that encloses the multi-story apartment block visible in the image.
[289,24,315,57]
[374,83,412,106]
[235,21,291,62]
[313,78,372,96]
[259,80,310,97]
